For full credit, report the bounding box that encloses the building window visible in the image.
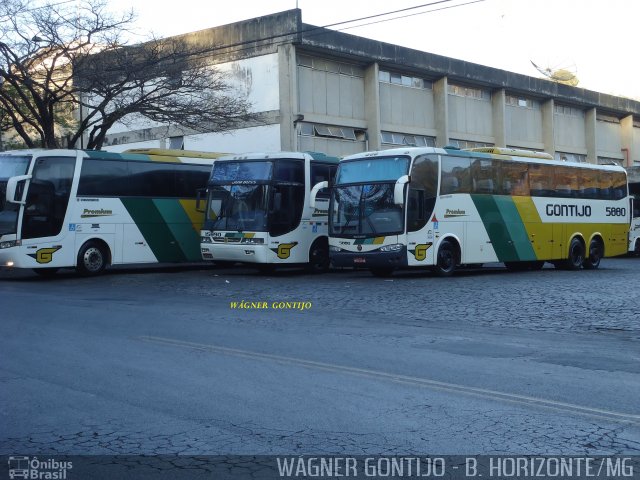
[380,131,435,147]
[449,139,493,149]
[596,114,620,124]
[297,54,363,78]
[448,84,490,100]
[378,70,432,89]
[168,136,184,150]
[597,157,623,166]
[299,122,364,141]
[554,104,584,117]
[506,94,538,109]
[555,152,586,163]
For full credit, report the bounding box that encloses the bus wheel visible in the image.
[33,268,60,277]
[306,238,329,273]
[370,267,394,277]
[432,240,457,277]
[635,239,640,256]
[77,241,108,275]
[563,237,585,270]
[583,238,603,269]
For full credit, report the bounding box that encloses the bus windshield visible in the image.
[207,184,269,231]
[330,156,408,236]
[0,155,31,236]
[336,156,409,184]
[211,161,272,182]
[206,159,306,234]
[330,184,403,236]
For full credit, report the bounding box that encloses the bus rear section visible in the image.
[0,149,219,275]
[199,152,338,272]
[327,147,630,277]
[627,168,640,255]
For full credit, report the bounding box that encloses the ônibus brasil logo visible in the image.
[8,456,72,479]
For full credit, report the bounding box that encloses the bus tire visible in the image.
[306,238,329,273]
[33,267,60,277]
[432,239,457,277]
[77,241,108,275]
[635,239,640,256]
[583,238,603,270]
[562,237,585,270]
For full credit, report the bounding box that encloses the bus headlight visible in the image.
[330,246,343,253]
[0,240,20,249]
[379,243,403,252]
[241,237,264,244]
[201,236,213,243]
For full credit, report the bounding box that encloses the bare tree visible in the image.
[0,0,255,150]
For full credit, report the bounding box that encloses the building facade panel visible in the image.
[505,97,543,148]
[554,105,587,154]
[447,94,493,138]
[596,119,623,161]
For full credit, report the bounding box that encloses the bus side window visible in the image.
[23,156,75,239]
[440,156,471,194]
[408,154,437,232]
[501,161,529,196]
[611,172,627,200]
[310,163,331,199]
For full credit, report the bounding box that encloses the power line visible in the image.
[173,0,487,64]
[22,0,77,13]
[336,0,488,32]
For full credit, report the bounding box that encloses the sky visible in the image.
[104,0,640,100]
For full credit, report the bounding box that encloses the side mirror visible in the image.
[6,175,31,205]
[394,175,410,206]
[195,188,206,213]
[309,181,329,209]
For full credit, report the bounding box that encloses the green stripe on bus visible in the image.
[121,198,187,262]
[153,199,202,261]
[493,196,537,261]
[470,195,520,262]
[353,237,385,245]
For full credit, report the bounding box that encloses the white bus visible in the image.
[199,152,339,272]
[317,147,630,276]
[0,148,223,275]
[628,169,640,255]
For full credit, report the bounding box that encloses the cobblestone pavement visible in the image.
[1,257,639,455]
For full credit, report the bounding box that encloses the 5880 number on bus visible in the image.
[605,207,626,217]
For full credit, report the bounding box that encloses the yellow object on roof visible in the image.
[124,148,227,159]
[465,147,554,160]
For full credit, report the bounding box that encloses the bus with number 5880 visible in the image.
[313,146,630,277]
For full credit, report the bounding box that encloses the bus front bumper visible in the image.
[201,243,271,264]
[330,247,408,269]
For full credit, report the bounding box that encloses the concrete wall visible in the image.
[554,108,587,154]
[505,102,543,149]
[379,83,435,130]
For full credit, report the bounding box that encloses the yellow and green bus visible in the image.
[319,147,629,276]
[0,148,224,275]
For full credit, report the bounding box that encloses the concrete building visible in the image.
[103,9,640,167]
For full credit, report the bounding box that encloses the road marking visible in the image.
[138,335,640,426]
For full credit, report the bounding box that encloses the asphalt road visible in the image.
[1,258,639,455]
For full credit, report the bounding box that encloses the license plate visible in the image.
[353,257,366,264]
